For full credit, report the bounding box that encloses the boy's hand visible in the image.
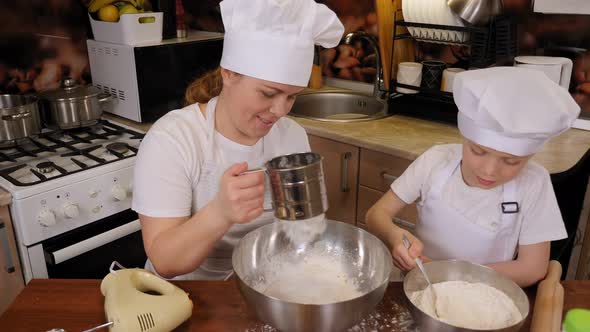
[390,232,424,272]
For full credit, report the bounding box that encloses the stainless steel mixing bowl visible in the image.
[403,260,530,332]
[232,219,393,332]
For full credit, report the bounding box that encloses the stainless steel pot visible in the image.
[0,94,42,142]
[447,0,503,26]
[37,78,116,130]
[232,219,393,332]
[244,152,328,221]
[403,260,529,332]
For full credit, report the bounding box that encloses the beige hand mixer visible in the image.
[97,267,193,332]
[49,264,193,332]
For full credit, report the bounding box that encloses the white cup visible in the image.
[396,62,423,94]
[514,56,573,89]
[441,67,466,93]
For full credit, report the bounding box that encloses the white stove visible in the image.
[1,119,147,282]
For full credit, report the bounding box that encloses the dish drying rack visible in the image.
[388,11,517,124]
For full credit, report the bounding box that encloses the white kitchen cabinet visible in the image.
[0,205,24,314]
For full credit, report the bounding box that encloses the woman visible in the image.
[366,67,580,287]
[132,0,344,280]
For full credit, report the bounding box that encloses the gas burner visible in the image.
[0,140,18,149]
[0,137,35,149]
[0,120,144,187]
[62,128,90,138]
[106,143,129,155]
[36,161,56,174]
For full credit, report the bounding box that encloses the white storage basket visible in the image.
[88,12,163,45]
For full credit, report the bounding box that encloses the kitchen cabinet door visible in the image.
[359,148,413,192]
[308,135,359,224]
[358,148,418,227]
[0,205,24,314]
[357,185,418,230]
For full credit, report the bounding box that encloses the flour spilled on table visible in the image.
[244,323,277,332]
[347,297,417,332]
[243,297,417,332]
[410,280,522,330]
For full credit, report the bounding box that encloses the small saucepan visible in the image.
[37,78,117,130]
[0,94,42,142]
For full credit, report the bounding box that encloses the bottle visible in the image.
[308,45,322,89]
[153,0,177,39]
[176,0,187,38]
[563,309,590,332]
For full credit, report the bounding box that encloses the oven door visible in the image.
[42,209,147,279]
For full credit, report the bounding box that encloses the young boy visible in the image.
[366,67,580,287]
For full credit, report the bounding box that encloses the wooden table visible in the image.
[1,279,589,331]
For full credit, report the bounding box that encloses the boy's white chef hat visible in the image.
[219,0,344,87]
[453,67,580,156]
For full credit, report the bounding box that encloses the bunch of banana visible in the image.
[88,0,138,13]
[89,0,151,12]
[89,0,153,22]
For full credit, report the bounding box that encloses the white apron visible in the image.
[148,98,282,280]
[415,153,521,265]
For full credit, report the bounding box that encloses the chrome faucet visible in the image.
[343,31,386,100]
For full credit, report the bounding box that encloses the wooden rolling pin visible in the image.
[530,260,563,332]
[552,282,565,332]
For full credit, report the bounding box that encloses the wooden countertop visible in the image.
[104,111,590,174]
[294,116,590,175]
[0,188,11,206]
[1,279,589,332]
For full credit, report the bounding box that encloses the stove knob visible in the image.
[62,203,80,219]
[111,184,128,201]
[38,209,56,227]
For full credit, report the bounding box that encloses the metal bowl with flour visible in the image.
[403,260,530,332]
[232,219,393,332]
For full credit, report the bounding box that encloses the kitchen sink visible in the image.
[289,91,390,122]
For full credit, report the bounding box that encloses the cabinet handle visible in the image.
[381,172,398,183]
[341,152,352,192]
[393,217,415,230]
[0,220,16,273]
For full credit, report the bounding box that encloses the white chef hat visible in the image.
[453,67,580,156]
[219,0,344,87]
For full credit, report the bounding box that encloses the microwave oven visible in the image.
[87,31,223,123]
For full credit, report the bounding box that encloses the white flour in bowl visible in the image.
[256,253,362,305]
[276,214,327,245]
[410,281,522,330]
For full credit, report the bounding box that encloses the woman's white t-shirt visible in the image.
[132,101,310,279]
